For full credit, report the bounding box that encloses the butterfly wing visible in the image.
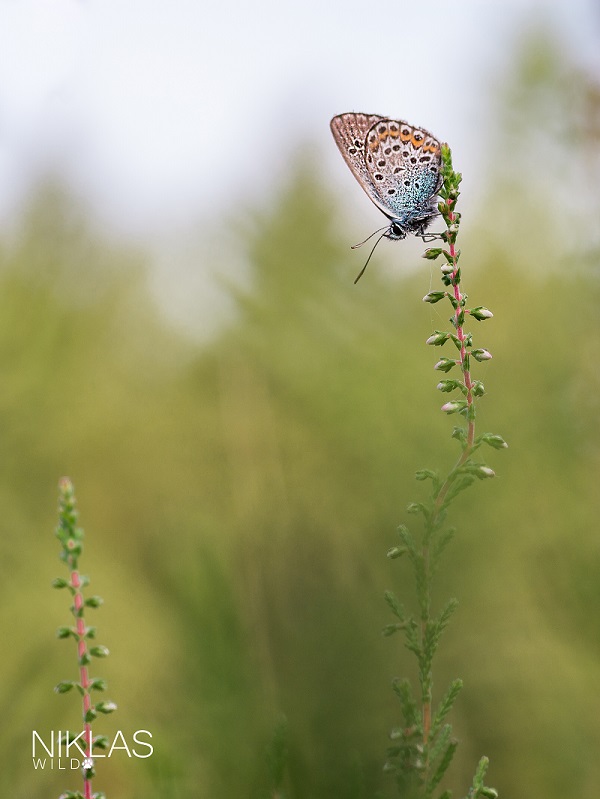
[362,118,442,229]
[330,113,397,220]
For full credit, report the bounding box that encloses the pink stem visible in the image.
[72,570,93,799]
[432,201,475,518]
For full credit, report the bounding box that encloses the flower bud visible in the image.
[422,247,442,260]
[54,680,76,694]
[422,290,447,304]
[441,400,467,415]
[470,306,494,321]
[89,645,109,658]
[471,348,492,362]
[480,433,508,449]
[386,546,407,560]
[426,331,449,346]
[96,700,117,714]
[434,357,457,373]
[415,469,437,481]
[437,379,461,393]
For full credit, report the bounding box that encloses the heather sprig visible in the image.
[383,146,504,799]
[53,477,116,799]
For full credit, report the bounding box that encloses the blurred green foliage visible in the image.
[2,30,600,799]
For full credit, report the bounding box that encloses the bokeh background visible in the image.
[2,1,600,797]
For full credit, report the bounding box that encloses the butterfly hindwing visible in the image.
[362,118,442,226]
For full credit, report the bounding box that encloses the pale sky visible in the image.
[1,0,598,241]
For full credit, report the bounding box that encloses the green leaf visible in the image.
[431,679,463,738]
[426,739,457,797]
[451,426,467,443]
[431,528,455,571]
[384,590,405,621]
[392,677,419,728]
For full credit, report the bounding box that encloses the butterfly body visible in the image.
[330,113,442,241]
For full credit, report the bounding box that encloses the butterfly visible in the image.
[330,113,443,281]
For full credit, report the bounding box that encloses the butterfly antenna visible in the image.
[353,230,387,284]
[351,225,389,250]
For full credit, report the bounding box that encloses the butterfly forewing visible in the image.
[330,113,396,219]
